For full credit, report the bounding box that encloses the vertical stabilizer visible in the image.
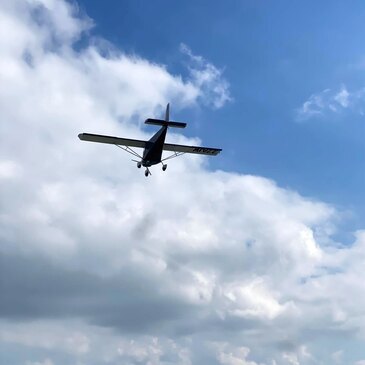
[165,103,170,122]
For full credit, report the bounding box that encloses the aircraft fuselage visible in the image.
[142,125,167,167]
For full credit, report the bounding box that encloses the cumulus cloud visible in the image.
[282,353,300,365]
[296,84,365,121]
[214,343,260,365]
[1,1,365,365]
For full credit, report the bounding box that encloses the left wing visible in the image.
[163,142,222,156]
[79,133,222,156]
[78,133,147,149]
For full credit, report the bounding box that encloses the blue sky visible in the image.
[78,0,365,231]
[2,1,365,365]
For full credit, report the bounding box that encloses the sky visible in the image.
[77,0,365,217]
[1,1,365,365]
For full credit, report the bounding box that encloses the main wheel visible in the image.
[137,162,142,168]
[162,164,167,171]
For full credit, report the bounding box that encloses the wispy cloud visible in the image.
[180,43,232,109]
[296,85,365,121]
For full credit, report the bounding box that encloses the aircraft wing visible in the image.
[78,133,147,149]
[163,142,222,156]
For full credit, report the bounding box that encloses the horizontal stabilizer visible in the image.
[78,133,147,148]
[145,118,187,128]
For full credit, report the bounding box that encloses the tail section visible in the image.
[145,103,187,128]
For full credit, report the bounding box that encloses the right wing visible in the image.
[78,133,147,149]
[163,142,222,156]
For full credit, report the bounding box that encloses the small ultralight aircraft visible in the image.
[78,104,222,176]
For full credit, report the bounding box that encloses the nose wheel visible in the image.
[144,168,151,177]
[162,164,167,171]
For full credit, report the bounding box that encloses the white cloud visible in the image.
[334,87,350,108]
[332,350,343,364]
[214,343,260,365]
[0,160,22,179]
[1,1,365,365]
[180,43,232,108]
[0,320,192,365]
[222,278,292,320]
[282,353,300,365]
[296,84,365,121]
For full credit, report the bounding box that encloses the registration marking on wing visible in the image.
[163,143,222,156]
[192,147,219,155]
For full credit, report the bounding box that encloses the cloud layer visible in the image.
[1,1,365,365]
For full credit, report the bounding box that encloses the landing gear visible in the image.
[162,164,167,171]
[145,169,149,177]
[137,162,142,168]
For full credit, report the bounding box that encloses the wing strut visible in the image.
[161,151,185,162]
[115,144,143,159]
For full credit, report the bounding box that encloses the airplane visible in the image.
[78,104,222,177]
